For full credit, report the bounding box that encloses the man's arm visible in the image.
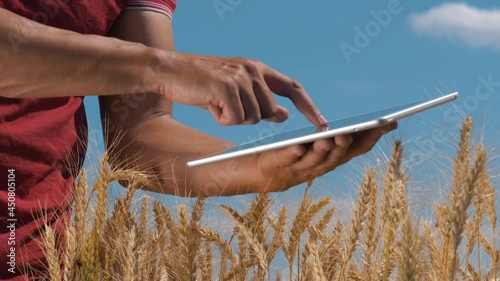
[100,11,397,197]
[0,6,324,127]
[0,7,157,99]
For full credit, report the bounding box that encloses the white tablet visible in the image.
[187,92,458,167]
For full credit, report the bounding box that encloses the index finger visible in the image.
[261,65,327,126]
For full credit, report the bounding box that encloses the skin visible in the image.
[0,7,397,197]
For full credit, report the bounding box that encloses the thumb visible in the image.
[207,104,223,123]
[208,104,241,126]
[258,145,305,170]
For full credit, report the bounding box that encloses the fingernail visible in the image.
[276,111,287,121]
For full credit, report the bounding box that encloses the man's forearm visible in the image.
[0,7,163,99]
[117,116,263,196]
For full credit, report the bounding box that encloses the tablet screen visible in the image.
[224,100,422,153]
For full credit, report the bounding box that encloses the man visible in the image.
[0,0,396,279]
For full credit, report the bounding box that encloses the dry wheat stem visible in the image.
[43,225,61,281]
[338,169,374,281]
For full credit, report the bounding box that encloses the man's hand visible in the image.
[155,53,327,126]
[248,122,398,192]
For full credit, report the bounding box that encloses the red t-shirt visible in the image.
[0,1,176,279]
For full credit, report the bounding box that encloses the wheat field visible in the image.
[31,116,499,281]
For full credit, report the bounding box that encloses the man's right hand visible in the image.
[0,6,325,129]
[154,53,328,126]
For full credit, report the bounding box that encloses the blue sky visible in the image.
[83,0,499,214]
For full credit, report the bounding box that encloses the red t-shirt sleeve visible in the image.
[126,0,177,19]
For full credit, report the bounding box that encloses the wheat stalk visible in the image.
[221,205,269,275]
[398,213,420,281]
[447,144,486,279]
[267,205,287,263]
[321,220,344,280]
[123,225,137,281]
[379,140,405,281]
[43,225,61,281]
[306,242,327,280]
[63,224,77,281]
[338,169,374,281]
[309,207,335,242]
[363,168,379,279]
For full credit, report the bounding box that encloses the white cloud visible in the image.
[409,3,500,50]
